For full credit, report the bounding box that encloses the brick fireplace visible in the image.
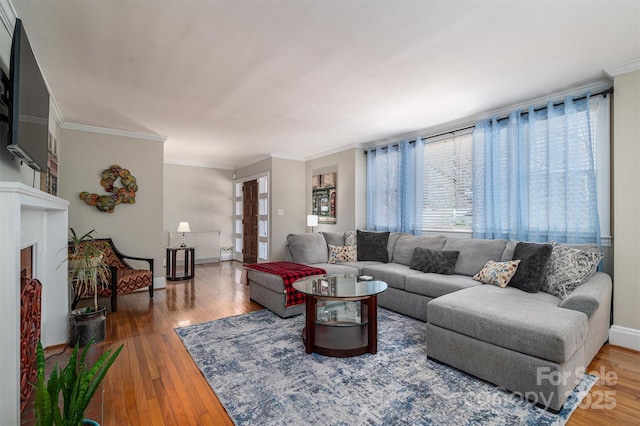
[0,182,69,425]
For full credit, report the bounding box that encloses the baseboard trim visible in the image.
[154,276,167,290]
[609,325,640,351]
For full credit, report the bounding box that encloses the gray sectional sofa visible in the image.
[247,231,612,412]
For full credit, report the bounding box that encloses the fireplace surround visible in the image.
[0,182,69,425]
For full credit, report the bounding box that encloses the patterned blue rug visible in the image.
[175,308,595,425]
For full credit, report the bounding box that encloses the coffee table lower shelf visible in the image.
[302,323,370,357]
[302,294,378,358]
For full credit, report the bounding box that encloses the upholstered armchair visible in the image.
[71,238,154,312]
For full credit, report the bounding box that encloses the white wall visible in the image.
[271,157,306,260]
[235,156,306,261]
[58,128,165,288]
[611,68,640,350]
[306,147,366,233]
[163,164,234,262]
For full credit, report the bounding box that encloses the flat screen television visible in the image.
[7,18,49,172]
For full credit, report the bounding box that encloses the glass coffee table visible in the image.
[292,274,388,357]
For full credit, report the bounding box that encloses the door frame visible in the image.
[234,171,270,263]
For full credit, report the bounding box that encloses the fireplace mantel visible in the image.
[0,182,69,425]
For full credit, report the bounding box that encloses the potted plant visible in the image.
[33,339,123,426]
[67,228,110,347]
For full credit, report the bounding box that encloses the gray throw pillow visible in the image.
[508,242,553,293]
[322,232,344,247]
[286,233,328,264]
[356,230,390,262]
[410,247,460,275]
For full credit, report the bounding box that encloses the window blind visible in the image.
[422,134,473,230]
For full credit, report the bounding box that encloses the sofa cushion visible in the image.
[357,230,390,262]
[361,263,422,291]
[427,285,588,364]
[442,237,508,276]
[322,232,345,247]
[542,242,604,299]
[409,247,459,275]
[304,263,360,276]
[392,235,447,266]
[473,260,521,288]
[405,273,478,298]
[508,242,553,293]
[286,233,328,264]
[327,244,357,263]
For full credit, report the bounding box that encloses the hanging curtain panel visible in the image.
[472,93,601,244]
[366,138,424,234]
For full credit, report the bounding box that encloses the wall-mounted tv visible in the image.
[7,18,49,172]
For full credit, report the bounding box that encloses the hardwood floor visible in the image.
[30,262,639,425]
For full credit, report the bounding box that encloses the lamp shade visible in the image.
[306,215,318,227]
[177,222,191,233]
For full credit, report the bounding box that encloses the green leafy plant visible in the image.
[67,228,110,312]
[33,340,123,426]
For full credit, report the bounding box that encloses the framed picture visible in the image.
[312,172,336,224]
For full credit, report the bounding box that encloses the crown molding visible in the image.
[49,97,64,127]
[0,0,16,35]
[604,59,640,78]
[305,143,364,161]
[164,160,235,170]
[59,122,167,142]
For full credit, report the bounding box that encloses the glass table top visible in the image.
[292,274,388,298]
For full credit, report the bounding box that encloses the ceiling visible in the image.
[10,0,640,169]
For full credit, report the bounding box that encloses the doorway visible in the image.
[242,180,258,264]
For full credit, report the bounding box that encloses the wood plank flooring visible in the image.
[30,262,640,425]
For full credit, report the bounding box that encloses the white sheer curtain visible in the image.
[366,138,424,234]
[472,92,609,244]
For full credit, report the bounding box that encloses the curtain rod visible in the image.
[365,87,613,153]
[494,87,613,123]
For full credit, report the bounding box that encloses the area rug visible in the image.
[175,309,596,426]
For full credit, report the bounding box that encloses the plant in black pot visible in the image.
[67,228,110,347]
[33,339,123,426]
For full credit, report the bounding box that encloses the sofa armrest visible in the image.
[559,272,612,319]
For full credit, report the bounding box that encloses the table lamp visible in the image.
[177,222,191,247]
[307,215,318,233]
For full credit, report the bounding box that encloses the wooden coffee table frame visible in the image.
[302,294,378,357]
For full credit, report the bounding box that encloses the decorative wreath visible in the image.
[79,165,138,213]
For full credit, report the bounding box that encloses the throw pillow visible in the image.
[409,247,460,275]
[508,242,553,293]
[356,230,390,262]
[344,230,357,247]
[322,232,345,247]
[542,241,604,299]
[286,233,329,264]
[327,244,357,264]
[473,260,521,288]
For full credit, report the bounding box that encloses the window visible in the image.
[422,133,473,231]
[366,90,610,244]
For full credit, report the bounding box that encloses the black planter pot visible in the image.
[69,306,106,347]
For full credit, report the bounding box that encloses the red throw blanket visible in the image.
[244,262,326,307]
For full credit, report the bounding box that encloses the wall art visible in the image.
[79,164,138,213]
[312,172,336,224]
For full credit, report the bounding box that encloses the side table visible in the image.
[166,247,195,281]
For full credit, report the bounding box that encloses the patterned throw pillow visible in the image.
[328,244,357,264]
[473,260,521,288]
[409,247,460,275]
[542,241,603,299]
[344,231,357,247]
